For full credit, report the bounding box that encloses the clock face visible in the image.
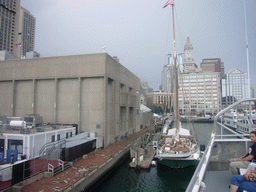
[187,50,191,54]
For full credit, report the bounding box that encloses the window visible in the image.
[57,134,60,141]
[70,132,72,138]
[66,133,69,139]
[51,135,55,142]
[8,140,23,154]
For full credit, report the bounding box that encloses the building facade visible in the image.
[17,7,36,57]
[0,53,141,147]
[200,58,224,78]
[161,57,173,92]
[221,68,249,108]
[0,50,19,61]
[140,81,153,94]
[0,0,21,57]
[147,91,172,112]
[179,71,221,115]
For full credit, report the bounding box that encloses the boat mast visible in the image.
[171,5,179,131]
[163,0,179,131]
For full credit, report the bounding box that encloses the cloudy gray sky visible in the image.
[21,0,256,91]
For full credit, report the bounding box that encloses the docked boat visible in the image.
[155,0,200,168]
[156,120,200,168]
[222,109,238,130]
[181,114,214,123]
[223,109,256,134]
[236,109,256,134]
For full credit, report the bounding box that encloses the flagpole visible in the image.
[243,0,250,98]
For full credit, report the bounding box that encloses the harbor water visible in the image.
[87,122,214,192]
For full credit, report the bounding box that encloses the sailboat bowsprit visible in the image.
[155,0,200,168]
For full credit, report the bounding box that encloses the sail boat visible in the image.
[155,0,200,168]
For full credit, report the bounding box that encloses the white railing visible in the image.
[58,159,64,171]
[48,163,54,173]
[186,98,256,192]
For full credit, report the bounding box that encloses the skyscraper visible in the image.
[221,68,250,108]
[18,7,36,57]
[161,56,173,92]
[0,0,21,57]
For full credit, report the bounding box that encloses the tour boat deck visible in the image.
[204,170,233,192]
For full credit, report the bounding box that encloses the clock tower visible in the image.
[183,35,197,73]
[184,35,194,64]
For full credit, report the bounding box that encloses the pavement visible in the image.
[22,125,154,192]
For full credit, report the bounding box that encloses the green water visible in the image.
[86,122,214,192]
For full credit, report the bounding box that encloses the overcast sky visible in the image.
[21,0,256,92]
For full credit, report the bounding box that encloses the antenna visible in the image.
[102,46,106,53]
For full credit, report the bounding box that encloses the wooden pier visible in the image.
[129,132,161,169]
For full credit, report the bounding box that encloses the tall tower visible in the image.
[0,0,21,57]
[18,7,36,58]
[161,56,173,92]
[183,35,197,73]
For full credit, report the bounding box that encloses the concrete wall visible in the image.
[0,53,140,147]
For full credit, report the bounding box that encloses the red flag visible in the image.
[163,0,175,8]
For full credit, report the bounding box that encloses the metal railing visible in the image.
[186,98,256,192]
[39,138,66,157]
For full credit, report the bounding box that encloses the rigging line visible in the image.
[178,69,198,141]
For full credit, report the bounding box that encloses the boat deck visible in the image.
[204,170,233,192]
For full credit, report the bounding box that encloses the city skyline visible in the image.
[20,0,256,91]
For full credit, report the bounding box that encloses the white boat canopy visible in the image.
[167,127,190,136]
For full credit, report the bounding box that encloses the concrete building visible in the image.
[140,81,153,106]
[0,0,21,57]
[0,53,141,147]
[147,91,172,112]
[17,7,36,58]
[140,81,153,93]
[200,58,224,78]
[26,51,40,59]
[179,71,221,115]
[221,68,250,108]
[0,50,19,61]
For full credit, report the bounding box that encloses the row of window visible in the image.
[182,75,218,79]
[180,105,219,109]
[181,89,218,93]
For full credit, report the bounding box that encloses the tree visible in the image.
[148,105,163,114]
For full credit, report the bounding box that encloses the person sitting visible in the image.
[229,131,256,175]
[230,169,256,192]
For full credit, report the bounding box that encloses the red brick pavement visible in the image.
[22,125,154,192]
